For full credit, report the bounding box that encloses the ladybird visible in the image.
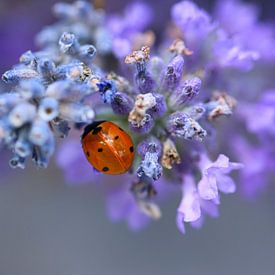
[81,121,135,175]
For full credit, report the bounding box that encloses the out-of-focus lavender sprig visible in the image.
[169,0,275,201]
[1,31,99,168]
[35,0,154,59]
[36,0,112,55]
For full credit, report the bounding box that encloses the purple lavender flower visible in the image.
[214,0,275,61]
[239,90,275,136]
[177,175,219,234]
[171,1,213,50]
[176,152,243,234]
[5,0,275,235]
[197,154,243,200]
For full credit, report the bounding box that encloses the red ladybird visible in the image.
[81,121,135,175]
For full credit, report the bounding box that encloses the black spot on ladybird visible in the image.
[114,135,119,140]
[81,121,106,140]
[102,167,109,172]
[118,127,124,132]
[130,146,134,153]
[98,148,103,152]
[86,151,90,157]
[92,126,102,135]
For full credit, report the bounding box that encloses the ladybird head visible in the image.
[81,120,106,140]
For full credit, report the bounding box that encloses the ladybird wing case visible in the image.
[82,132,114,173]
[107,123,134,167]
[81,121,134,175]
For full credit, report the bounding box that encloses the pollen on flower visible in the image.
[128,93,156,127]
[169,39,193,56]
[125,46,150,64]
[207,92,237,121]
[161,138,181,169]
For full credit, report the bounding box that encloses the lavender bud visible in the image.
[0,119,16,144]
[32,135,54,168]
[125,46,150,66]
[59,32,79,55]
[161,138,181,169]
[46,80,92,101]
[51,119,70,138]
[97,80,117,104]
[111,92,134,115]
[185,104,206,120]
[19,79,45,99]
[137,137,162,158]
[135,71,155,94]
[170,77,202,107]
[129,114,154,134]
[129,93,156,123]
[19,51,37,68]
[9,155,26,169]
[163,55,184,90]
[59,103,95,123]
[2,69,38,84]
[0,93,21,114]
[15,129,32,158]
[56,62,91,81]
[167,112,207,141]
[147,93,167,118]
[137,144,163,181]
[37,58,56,81]
[38,98,59,121]
[29,119,51,146]
[9,103,36,128]
[79,45,97,60]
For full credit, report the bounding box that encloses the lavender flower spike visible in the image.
[170,77,202,107]
[1,30,97,168]
[163,55,184,91]
[137,142,163,181]
[167,112,207,141]
[2,0,264,235]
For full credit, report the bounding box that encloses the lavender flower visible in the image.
[4,0,275,235]
[197,154,243,200]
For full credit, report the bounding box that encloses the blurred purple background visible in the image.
[1,0,275,73]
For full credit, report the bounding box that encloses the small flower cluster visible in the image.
[169,0,275,199]
[36,0,112,55]
[2,0,275,234]
[1,31,99,168]
[36,0,153,58]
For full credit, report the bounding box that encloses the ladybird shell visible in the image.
[81,121,135,175]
